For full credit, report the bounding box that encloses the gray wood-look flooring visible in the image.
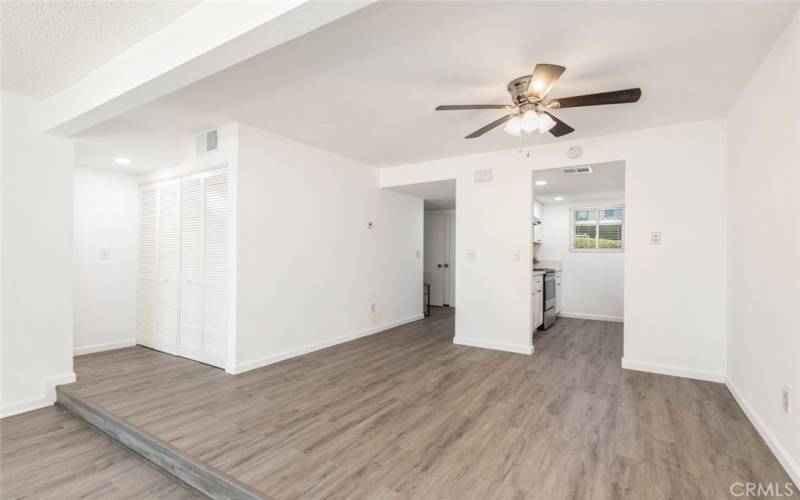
[24,308,795,499]
[0,406,201,499]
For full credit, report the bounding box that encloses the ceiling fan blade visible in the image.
[542,112,574,137]
[465,114,514,139]
[549,88,641,109]
[436,104,512,110]
[527,64,566,99]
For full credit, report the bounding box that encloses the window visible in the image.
[570,206,624,251]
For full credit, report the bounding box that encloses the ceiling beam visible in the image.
[42,0,375,137]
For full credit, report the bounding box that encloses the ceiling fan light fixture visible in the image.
[521,110,539,132]
[537,112,556,134]
[530,79,545,92]
[504,116,522,136]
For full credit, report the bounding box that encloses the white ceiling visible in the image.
[104,0,796,168]
[387,179,456,211]
[73,118,186,174]
[0,0,198,99]
[533,161,625,204]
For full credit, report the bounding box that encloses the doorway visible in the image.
[424,211,454,306]
[384,179,457,314]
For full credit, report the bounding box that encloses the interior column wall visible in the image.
[726,11,800,484]
[1,91,75,417]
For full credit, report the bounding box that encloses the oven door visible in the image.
[544,273,556,310]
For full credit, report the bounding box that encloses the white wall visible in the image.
[536,200,624,322]
[234,123,423,373]
[1,92,75,417]
[73,166,138,355]
[381,119,727,379]
[726,12,800,485]
[389,161,536,355]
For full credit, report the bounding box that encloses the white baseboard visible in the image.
[74,339,136,356]
[726,378,800,487]
[559,312,624,323]
[453,337,534,355]
[1,371,76,418]
[621,357,725,383]
[232,313,425,374]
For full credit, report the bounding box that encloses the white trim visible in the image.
[1,371,76,418]
[74,339,136,356]
[558,312,624,323]
[621,357,725,383]
[453,337,534,355]
[726,378,800,487]
[231,314,425,374]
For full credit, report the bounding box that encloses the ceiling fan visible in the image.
[436,64,641,139]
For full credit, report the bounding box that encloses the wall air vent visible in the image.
[196,129,219,155]
[561,166,594,175]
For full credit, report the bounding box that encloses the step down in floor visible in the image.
[56,387,265,500]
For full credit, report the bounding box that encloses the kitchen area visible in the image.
[532,198,562,332]
[531,161,626,338]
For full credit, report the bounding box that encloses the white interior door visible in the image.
[156,181,180,355]
[178,177,204,361]
[201,172,228,367]
[137,187,158,349]
[424,213,446,306]
[137,170,228,368]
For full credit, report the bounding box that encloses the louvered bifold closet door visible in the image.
[178,177,205,362]
[156,181,180,354]
[202,172,228,367]
[137,186,158,349]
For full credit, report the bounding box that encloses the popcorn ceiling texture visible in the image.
[0,0,198,100]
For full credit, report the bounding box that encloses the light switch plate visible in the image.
[99,249,110,260]
[416,250,421,259]
[466,249,477,260]
[512,249,520,262]
[473,168,493,183]
[650,232,662,245]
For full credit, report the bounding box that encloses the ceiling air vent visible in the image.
[561,165,593,175]
[196,129,219,155]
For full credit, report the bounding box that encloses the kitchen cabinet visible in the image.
[533,200,543,219]
[532,274,544,329]
[555,271,562,315]
[533,221,543,244]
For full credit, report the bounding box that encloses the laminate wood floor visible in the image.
[0,406,201,499]
[60,308,792,499]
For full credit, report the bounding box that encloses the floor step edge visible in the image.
[56,387,265,500]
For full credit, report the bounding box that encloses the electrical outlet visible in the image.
[512,249,520,262]
[650,232,662,245]
[466,249,477,260]
[783,387,791,414]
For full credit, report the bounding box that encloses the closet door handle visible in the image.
[443,263,449,268]
[437,264,442,268]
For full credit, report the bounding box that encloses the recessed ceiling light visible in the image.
[554,196,564,201]
[114,157,132,165]
[535,180,547,186]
